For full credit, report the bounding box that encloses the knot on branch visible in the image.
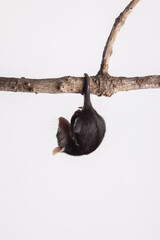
[94,73,109,97]
[17,78,34,92]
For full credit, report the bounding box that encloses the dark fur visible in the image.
[56,74,106,156]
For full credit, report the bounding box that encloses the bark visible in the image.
[100,0,140,74]
[0,0,159,97]
[0,74,160,97]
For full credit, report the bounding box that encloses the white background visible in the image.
[0,0,160,239]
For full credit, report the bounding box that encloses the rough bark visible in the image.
[99,0,140,74]
[0,74,160,97]
[0,0,159,97]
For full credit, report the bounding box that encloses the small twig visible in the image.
[100,0,140,74]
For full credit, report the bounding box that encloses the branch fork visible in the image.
[0,0,160,97]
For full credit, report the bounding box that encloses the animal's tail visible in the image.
[84,73,92,108]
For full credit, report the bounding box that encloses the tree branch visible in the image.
[0,0,159,97]
[0,75,160,97]
[99,0,140,74]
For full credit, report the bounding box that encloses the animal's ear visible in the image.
[56,117,70,149]
[58,117,70,133]
[52,146,64,155]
